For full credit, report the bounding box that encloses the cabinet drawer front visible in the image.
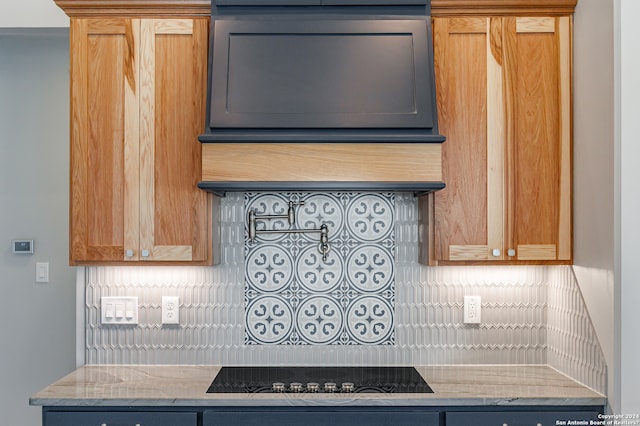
[446,411,600,426]
[204,410,440,426]
[45,411,196,426]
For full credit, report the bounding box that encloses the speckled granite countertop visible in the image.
[29,365,605,407]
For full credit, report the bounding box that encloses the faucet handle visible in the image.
[318,224,330,262]
[248,209,257,240]
[287,201,305,225]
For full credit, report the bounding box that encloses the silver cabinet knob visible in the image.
[141,249,150,258]
[492,248,501,257]
[125,249,134,258]
[507,249,516,257]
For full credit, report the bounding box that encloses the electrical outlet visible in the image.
[464,296,481,324]
[162,296,179,325]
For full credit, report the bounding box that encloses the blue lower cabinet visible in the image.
[44,411,197,426]
[203,410,440,426]
[446,411,601,426]
[42,407,604,426]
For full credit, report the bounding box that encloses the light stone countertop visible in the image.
[29,365,606,407]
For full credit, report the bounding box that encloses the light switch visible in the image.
[125,303,135,319]
[101,297,138,325]
[36,262,49,283]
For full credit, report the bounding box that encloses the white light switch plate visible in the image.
[35,262,49,283]
[101,297,138,325]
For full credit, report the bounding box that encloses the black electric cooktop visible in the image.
[207,366,433,394]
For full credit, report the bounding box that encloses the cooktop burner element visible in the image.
[206,367,433,394]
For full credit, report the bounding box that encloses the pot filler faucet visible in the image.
[247,201,330,262]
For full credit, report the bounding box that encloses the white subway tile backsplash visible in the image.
[547,266,607,394]
[83,192,606,394]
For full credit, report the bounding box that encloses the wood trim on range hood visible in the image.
[54,0,577,17]
[199,143,444,196]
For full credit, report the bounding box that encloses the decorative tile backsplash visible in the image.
[83,192,606,394]
[244,192,395,345]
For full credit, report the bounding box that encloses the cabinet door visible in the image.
[203,410,440,426]
[431,16,571,263]
[503,17,572,261]
[69,18,138,263]
[446,411,600,426]
[69,18,211,264]
[45,410,197,426]
[137,19,210,262]
[432,17,500,262]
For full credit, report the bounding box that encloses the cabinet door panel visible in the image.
[138,19,209,262]
[203,410,440,426]
[45,410,196,426]
[504,16,571,261]
[70,18,138,262]
[446,411,600,426]
[432,17,492,261]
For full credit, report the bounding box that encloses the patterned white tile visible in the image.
[296,296,344,344]
[245,295,294,344]
[297,194,344,237]
[246,245,294,292]
[346,194,395,242]
[296,245,344,293]
[346,295,394,344]
[244,192,395,345]
[247,194,292,242]
[346,245,394,293]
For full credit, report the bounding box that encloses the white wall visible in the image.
[616,0,640,413]
[572,0,616,409]
[0,0,68,28]
[0,29,76,426]
[577,0,640,413]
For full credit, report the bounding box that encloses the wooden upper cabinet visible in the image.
[69,17,212,264]
[430,15,572,264]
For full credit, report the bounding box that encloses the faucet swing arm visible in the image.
[247,201,330,262]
